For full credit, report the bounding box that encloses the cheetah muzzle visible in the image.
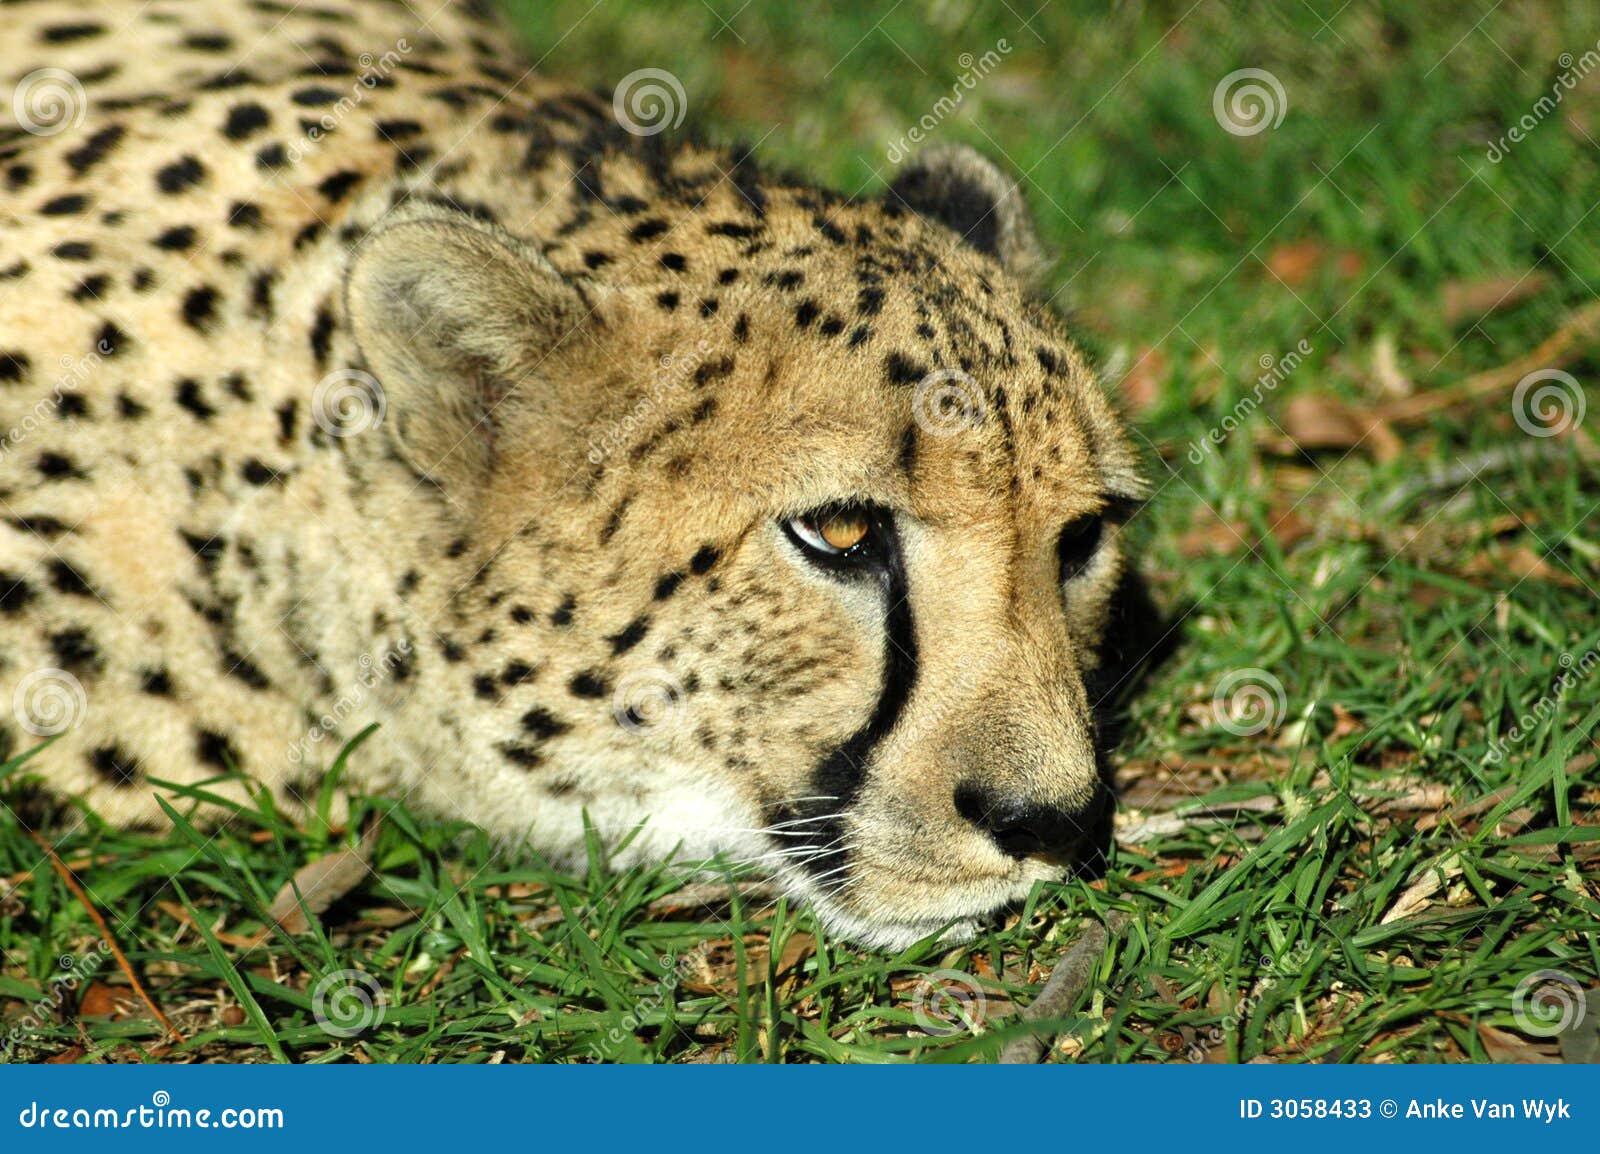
[0,0,1145,950]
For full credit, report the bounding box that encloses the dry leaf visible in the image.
[268,837,375,934]
[1371,334,1412,398]
[774,932,815,978]
[1461,544,1580,588]
[1120,347,1168,416]
[354,906,420,930]
[1265,394,1401,461]
[1266,504,1315,549]
[1176,507,1250,558]
[79,982,140,1019]
[1266,241,1321,285]
[1380,855,1463,924]
[1263,241,1362,286]
[1477,1022,1560,1064]
[156,900,266,949]
[1329,704,1364,739]
[1440,273,1550,328]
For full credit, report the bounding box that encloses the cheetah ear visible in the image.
[886,145,1044,279]
[345,210,590,494]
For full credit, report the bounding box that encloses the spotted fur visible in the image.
[1,0,1143,948]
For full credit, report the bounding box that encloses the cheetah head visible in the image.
[346,146,1145,950]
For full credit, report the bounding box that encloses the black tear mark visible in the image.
[781,510,918,881]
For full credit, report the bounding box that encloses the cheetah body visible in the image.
[1,0,1141,947]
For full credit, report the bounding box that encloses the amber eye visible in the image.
[786,506,874,558]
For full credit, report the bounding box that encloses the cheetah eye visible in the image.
[1057,514,1105,583]
[784,506,876,562]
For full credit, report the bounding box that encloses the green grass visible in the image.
[4,0,1599,1063]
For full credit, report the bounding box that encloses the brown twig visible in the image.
[1089,854,1237,889]
[1381,298,1600,425]
[25,828,186,1045]
[998,911,1131,1064]
[644,878,775,915]
[5,853,119,886]
[1416,751,1596,833]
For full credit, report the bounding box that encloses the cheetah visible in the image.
[0,0,1145,948]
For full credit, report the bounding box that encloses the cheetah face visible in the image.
[348,149,1144,950]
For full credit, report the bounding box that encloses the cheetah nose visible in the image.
[953,782,1111,862]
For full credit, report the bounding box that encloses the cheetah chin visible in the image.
[1,0,1143,948]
